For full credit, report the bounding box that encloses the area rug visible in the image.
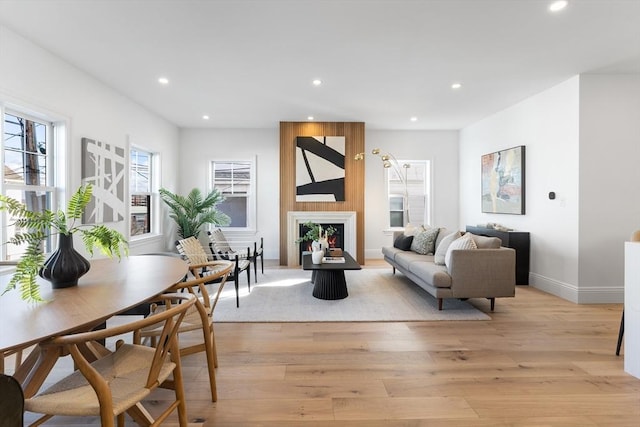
[213,267,491,322]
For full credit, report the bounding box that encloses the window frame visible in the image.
[128,144,160,242]
[385,159,431,230]
[209,157,256,232]
[1,105,62,261]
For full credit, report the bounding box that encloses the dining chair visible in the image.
[23,292,196,427]
[176,236,250,307]
[0,374,24,427]
[208,228,264,282]
[134,262,233,402]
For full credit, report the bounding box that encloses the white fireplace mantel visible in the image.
[287,211,357,266]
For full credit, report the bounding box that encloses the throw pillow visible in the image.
[393,234,414,251]
[434,231,462,265]
[444,235,477,268]
[403,223,419,236]
[410,227,440,255]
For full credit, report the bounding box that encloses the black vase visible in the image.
[39,233,91,289]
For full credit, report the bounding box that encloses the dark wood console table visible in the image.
[466,226,530,285]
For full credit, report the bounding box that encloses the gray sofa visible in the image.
[382,229,516,310]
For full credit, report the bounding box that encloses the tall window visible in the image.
[211,159,255,229]
[387,160,430,228]
[2,111,56,260]
[130,148,154,237]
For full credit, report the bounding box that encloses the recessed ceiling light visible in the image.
[312,79,322,86]
[202,115,210,120]
[549,1,568,12]
[410,117,418,122]
[157,77,169,85]
[451,82,462,89]
[307,116,314,121]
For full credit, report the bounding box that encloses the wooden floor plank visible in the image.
[14,265,638,426]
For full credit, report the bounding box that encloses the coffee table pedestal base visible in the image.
[312,270,348,300]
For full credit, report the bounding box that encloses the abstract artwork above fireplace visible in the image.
[295,136,345,202]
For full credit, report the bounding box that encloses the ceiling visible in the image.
[0,0,639,130]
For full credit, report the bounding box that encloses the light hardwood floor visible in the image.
[18,261,639,426]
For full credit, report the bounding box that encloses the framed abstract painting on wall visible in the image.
[295,136,345,202]
[481,145,525,215]
[81,137,126,223]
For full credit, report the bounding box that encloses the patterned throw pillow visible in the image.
[410,227,440,255]
[444,235,477,268]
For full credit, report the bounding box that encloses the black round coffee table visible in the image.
[302,251,361,300]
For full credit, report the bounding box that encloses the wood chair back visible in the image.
[135,266,232,402]
[24,293,195,427]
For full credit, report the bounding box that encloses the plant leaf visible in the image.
[79,226,129,259]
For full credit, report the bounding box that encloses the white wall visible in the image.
[460,77,581,301]
[364,130,459,258]
[178,128,459,261]
[178,128,280,259]
[460,74,640,303]
[0,25,180,255]
[578,74,640,302]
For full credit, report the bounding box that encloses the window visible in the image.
[211,159,255,229]
[129,148,154,237]
[2,110,57,260]
[387,160,430,228]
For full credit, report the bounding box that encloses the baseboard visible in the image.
[530,272,623,304]
[365,249,384,259]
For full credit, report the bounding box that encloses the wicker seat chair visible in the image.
[208,228,264,282]
[176,236,250,307]
[24,293,195,427]
[135,262,233,402]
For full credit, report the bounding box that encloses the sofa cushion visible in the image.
[466,232,502,249]
[410,227,440,255]
[434,231,462,265]
[382,245,404,262]
[445,234,477,268]
[395,251,434,271]
[408,261,452,288]
[393,234,414,251]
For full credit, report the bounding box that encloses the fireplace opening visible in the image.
[299,223,344,264]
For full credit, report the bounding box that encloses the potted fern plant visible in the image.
[159,187,231,239]
[0,184,128,302]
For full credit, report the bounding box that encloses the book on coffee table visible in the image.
[322,256,345,263]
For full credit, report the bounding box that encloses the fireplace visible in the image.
[298,223,345,264]
[286,211,356,266]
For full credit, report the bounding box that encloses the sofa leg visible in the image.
[392,266,396,275]
[438,298,443,311]
[489,298,495,311]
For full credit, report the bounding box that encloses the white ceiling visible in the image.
[0,0,639,130]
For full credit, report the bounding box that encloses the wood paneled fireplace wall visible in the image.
[279,121,365,265]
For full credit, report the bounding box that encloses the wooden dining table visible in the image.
[0,255,188,401]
